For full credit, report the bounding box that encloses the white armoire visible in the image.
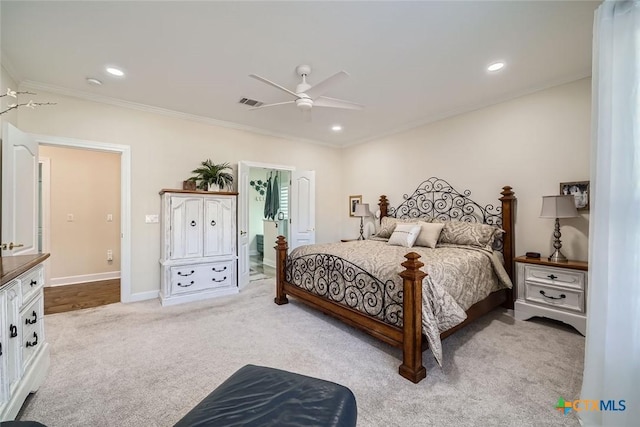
[159,190,238,306]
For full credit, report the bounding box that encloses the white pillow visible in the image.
[387,223,421,248]
[414,222,445,248]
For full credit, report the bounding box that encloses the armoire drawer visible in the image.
[170,260,235,295]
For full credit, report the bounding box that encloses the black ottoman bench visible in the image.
[173,364,357,427]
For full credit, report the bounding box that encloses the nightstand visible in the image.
[514,256,588,335]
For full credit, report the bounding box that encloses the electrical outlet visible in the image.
[107,250,113,261]
[107,213,113,222]
[67,214,74,222]
[145,214,159,224]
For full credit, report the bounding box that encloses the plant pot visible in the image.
[207,183,221,192]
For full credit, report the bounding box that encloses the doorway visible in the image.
[34,134,132,302]
[39,146,121,313]
[248,168,291,280]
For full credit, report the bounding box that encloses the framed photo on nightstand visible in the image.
[560,181,589,211]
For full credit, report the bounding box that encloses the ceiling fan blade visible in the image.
[249,74,299,98]
[314,96,364,110]
[248,101,295,111]
[304,71,349,100]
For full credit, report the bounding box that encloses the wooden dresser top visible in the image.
[1,253,50,286]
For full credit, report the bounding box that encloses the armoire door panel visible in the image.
[170,197,203,259]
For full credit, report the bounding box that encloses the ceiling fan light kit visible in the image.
[248,64,364,113]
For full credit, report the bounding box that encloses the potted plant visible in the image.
[187,160,234,191]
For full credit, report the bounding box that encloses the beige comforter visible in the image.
[287,239,512,365]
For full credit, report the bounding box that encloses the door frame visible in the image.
[31,133,133,302]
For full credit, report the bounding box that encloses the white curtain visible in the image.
[580,1,640,426]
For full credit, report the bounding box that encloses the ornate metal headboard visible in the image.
[383,177,503,227]
[377,177,516,268]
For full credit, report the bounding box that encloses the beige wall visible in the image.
[39,145,121,281]
[341,78,591,261]
[17,90,344,296]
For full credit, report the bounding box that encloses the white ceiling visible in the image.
[1,1,600,147]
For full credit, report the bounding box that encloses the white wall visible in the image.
[17,90,343,296]
[341,78,591,261]
[1,66,18,126]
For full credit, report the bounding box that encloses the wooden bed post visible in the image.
[274,235,289,305]
[378,195,389,224]
[398,252,427,383]
[500,186,516,309]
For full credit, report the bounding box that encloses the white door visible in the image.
[1,123,38,256]
[237,162,251,287]
[289,170,316,250]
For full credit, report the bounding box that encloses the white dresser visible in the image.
[514,256,588,335]
[159,190,238,306]
[1,254,50,421]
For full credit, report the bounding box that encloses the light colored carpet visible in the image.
[19,278,584,426]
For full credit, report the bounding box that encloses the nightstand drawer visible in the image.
[524,282,584,313]
[524,265,585,290]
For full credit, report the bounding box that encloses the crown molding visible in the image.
[0,50,23,84]
[19,80,337,148]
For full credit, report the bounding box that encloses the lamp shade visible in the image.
[354,203,371,217]
[540,195,579,218]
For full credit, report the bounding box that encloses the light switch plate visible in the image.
[145,214,159,224]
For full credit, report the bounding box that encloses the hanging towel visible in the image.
[264,173,272,219]
[271,172,280,220]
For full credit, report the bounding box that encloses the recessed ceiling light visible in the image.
[487,62,505,72]
[331,125,343,132]
[106,67,125,77]
[86,78,102,86]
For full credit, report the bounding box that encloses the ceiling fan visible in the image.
[248,65,364,112]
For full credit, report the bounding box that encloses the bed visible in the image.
[274,177,516,383]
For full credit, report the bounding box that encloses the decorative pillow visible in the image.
[414,222,445,248]
[387,223,422,248]
[376,216,432,239]
[438,221,504,250]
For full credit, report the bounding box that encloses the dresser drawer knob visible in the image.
[210,220,217,226]
[26,332,38,348]
[9,324,17,338]
[30,279,37,287]
[25,311,38,325]
[177,270,195,277]
[212,266,227,272]
[0,341,2,356]
[177,281,194,287]
[547,274,558,280]
[190,220,197,227]
[212,276,227,283]
[540,290,566,300]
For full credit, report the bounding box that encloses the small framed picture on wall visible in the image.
[560,181,590,211]
[349,195,362,217]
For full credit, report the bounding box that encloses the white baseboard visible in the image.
[126,290,159,303]
[49,271,121,287]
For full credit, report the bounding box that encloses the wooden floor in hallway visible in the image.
[44,279,120,315]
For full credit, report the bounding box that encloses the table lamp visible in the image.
[354,203,372,240]
[540,195,579,262]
